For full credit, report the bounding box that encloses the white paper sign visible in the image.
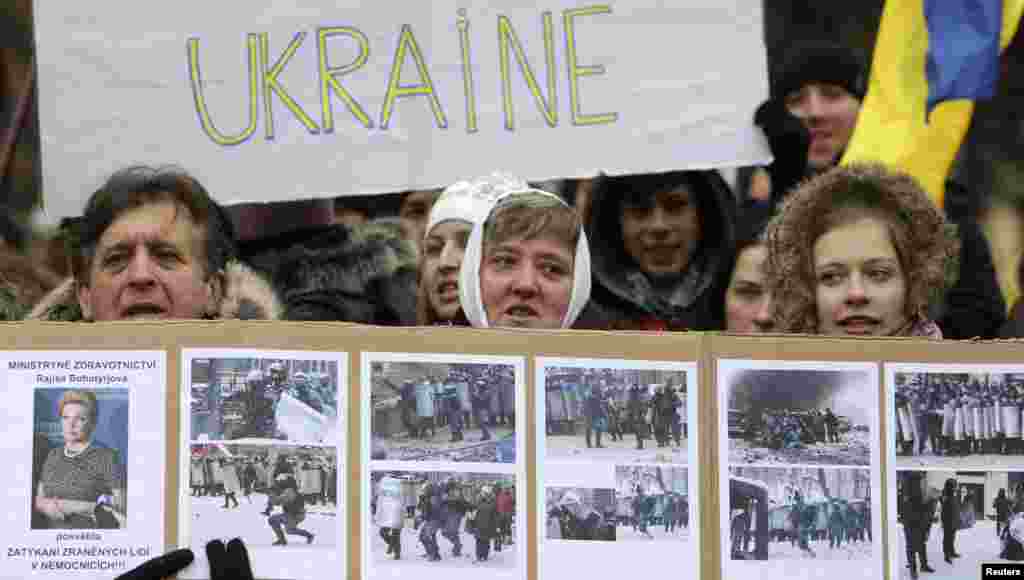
[0,351,166,579]
[33,0,769,221]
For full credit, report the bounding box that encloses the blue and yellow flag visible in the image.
[842,0,1024,207]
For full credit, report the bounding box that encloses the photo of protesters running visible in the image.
[370,359,517,463]
[894,470,1024,579]
[893,371,1024,468]
[187,444,337,549]
[725,368,873,466]
[729,467,873,562]
[369,470,518,571]
[190,357,339,443]
[544,365,689,464]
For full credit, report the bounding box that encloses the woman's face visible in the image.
[480,235,574,329]
[813,217,907,336]
[422,220,473,321]
[725,244,773,333]
[621,186,701,276]
[61,402,91,444]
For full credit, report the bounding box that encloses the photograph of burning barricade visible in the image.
[368,355,520,464]
[889,366,1024,469]
[368,470,520,571]
[727,467,875,562]
[721,362,875,466]
[891,470,1024,580]
[542,361,693,464]
[189,355,341,444]
[185,443,338,548]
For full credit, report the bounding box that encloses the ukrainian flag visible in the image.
[841,0,1024,207]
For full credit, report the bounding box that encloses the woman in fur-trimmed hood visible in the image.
[586,170,736,331]
[764,163,958,338]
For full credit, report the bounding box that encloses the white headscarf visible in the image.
[459,188,591,329]
[425,173,530,238]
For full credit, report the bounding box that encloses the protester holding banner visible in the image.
[458,186,595,329]
[585,170,735,331]
[754,41,1004,340]
[26,166,282,322]
[764,163,958,338]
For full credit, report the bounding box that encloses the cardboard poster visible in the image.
[536,357,700,580]
[360,351,527,580]
[177,348,347,580]
[0,350,166,579]
[717,359,884,580]
[32,0,770,222]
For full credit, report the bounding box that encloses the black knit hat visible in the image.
[772,42,867,100]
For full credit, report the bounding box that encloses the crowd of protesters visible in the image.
[751,408,844,450]
[895,374,1024,457]
[372,474,515,564]
[2,41,1014,350]
[13,38,1023,578]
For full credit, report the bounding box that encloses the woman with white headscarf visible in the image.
[458,186,599,329]
[417,174,521,325]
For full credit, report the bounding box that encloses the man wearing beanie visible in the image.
[751,40,1005,340]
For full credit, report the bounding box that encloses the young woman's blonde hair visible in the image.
[764,163,959,333]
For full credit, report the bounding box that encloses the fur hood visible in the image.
[25,260,282,321]
[273,219,419,324]
[586,170,736,330]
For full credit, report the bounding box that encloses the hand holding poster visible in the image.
[33,0,769,221]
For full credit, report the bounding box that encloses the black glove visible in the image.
[114,548,193,580]
[114,539,254,580]
[207,538,255,580]
[753,98,810,207]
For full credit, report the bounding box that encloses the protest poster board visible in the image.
[32,0,770,222]
[2,322,1020,579]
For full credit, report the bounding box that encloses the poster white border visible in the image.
[361,351,527,580]
[884,362,1024,580]
[0,350,166,579]
[535,357,699,579]
[177,347,347,580]
[717,358,883,580]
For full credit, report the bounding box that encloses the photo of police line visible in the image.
[188,444,338,548]
[190,357,340,444]
[370,471,517,568]
[726,368,873,466]
[894,372,1024,468]
[544,367,688,464]
[546,466,690,543]
[729,466,873,561]
[895,470,1024,579]
[370,361,516,463]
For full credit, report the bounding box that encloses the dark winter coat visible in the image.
[473,498,499,539]
[272,220,417,325]
[935,207,1005,339]
[586,170,736,331]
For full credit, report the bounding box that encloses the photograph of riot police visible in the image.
[726,368,872,466]
[893,371,1024,468]
[190,357,340,443]
[893,470,1024,579]
[602,466,689,542]
[369,470,518,569]
[187,444,338,548]
[728,467,873,562]
[544,366,689,464]
[370,360,517,463]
